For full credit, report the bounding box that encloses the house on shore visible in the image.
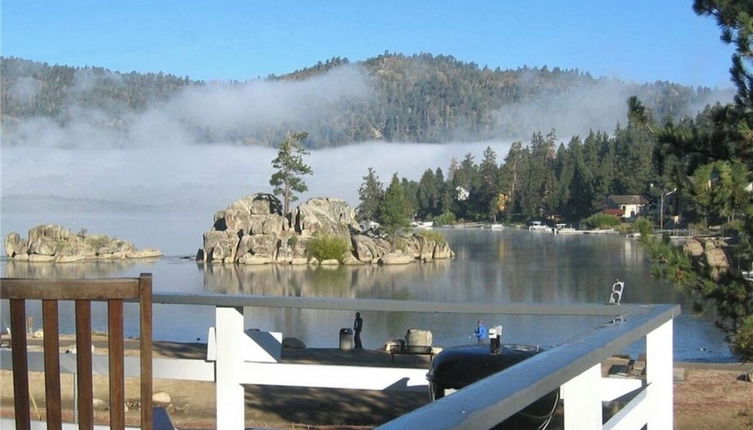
[604,195,649,220]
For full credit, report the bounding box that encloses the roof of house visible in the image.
[607,195,649,205]
[603,208,625,217]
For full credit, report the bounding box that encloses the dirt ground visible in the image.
[1,337,751,429]
[673,362,753,430]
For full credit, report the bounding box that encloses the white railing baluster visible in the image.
[562,363,602,430]
[646,319,673,429]
[215,306,245,429]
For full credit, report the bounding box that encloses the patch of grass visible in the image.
[305,234,350,262]
[416,229,447,244]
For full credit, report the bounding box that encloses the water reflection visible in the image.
[3,258,155,279]
[201,259,452,300]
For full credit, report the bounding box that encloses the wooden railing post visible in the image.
[215,306,245,429]
[9,299,31,430]
[139,273,154,430]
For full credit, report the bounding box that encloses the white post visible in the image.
[216,306,245,429]
[562,363,602,430]
[646,319,673,429]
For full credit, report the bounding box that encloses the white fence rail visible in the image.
[1,294,680,430]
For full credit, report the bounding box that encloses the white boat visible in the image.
[554,223,579,234]
[528,221,553,233]
[490,224,503,230]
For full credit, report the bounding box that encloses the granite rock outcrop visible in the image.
[198,193,454,265]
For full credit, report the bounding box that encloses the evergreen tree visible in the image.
[498,141,527,220]
[416,169,438,219]
[639,1,753,358]
[357,167,384,223]
[377,174,412,231]
[694,0,753,164]
[401,177,419,219]
[435,167,454,216]
[452,153,478,219]
[474,146,501,221]
[269,132,312,215]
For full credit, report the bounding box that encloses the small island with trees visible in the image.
[197,132,453,266]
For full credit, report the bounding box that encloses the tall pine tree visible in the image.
[269,132,312,215]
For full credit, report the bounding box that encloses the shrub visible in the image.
[633,217,654,235]
[732,315,753,360]
[583,213,621,229]
[434,212,456,226]
[305,234,350,262]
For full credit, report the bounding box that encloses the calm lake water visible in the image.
[0,228,736,362]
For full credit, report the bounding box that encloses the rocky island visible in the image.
[197,193,453,265]
[4,224,162,262]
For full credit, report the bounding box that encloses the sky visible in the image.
[1,0,736,88]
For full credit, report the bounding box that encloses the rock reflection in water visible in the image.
[3,258,153,279]
[201,259,452,300]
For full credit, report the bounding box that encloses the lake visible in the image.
[0,227,736,362]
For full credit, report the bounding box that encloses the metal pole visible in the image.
[660,194,664,231]
[73,373,78,423]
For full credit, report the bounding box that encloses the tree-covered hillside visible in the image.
[1,54,730,148]
[1,57,196,118]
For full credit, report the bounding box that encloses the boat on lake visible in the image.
[554,223,579,234]
[528,221,553,233]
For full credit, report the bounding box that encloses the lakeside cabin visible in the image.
[604,195,649,220]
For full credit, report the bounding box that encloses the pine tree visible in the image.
[475,146,500,221]
[498,141,527,220]
[416,169,438,219]
[269,132,312,215]
[357,167,384,223]
[377,174,412,231]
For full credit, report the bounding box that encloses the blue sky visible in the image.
[2,1,735,87]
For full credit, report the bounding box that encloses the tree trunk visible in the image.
[284,181,290,215]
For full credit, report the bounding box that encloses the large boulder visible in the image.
[433,241,454,259]
[683,237,705,257]
[405,329,433,347]
[213,193,288,235]
[351,234,391,263]
[4,233,28,258]
[294,197,360,237]
[705,246,730,280]
[379,251,414,265]
[238,234,278,260]
[682,236,731,281]
[203,230,240,263]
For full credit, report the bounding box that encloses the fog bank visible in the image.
[0,141,512,254]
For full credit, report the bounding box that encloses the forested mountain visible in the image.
[1,54,730,148]
[1,57,196,118]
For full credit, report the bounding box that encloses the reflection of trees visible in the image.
[2,259,144,279]
[200,260,452,299]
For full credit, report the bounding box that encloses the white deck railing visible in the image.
[1,294,680,430]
